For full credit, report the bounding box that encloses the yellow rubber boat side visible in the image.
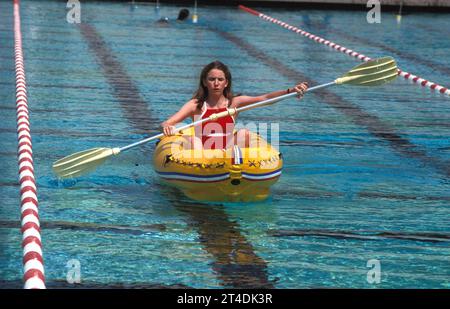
[153,128,283,202]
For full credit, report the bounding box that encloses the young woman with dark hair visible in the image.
[161,61,308,150]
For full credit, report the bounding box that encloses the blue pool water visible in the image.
[0,1,449,288]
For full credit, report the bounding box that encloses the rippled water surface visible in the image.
[0,1,449,288]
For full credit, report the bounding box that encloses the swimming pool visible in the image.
[0,0,449,288]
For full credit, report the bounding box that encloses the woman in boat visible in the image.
[161,60,308,150]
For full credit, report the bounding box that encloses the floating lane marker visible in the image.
[238,5,450,97]
[13,0,46,289]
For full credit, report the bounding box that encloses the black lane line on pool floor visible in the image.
[211,28,450,179]
[358,191,450,201]
[0,279,193,289]
[268,229,450,243]
[78,23,160,134]
[0,220,166,235]
[77,23,272,288]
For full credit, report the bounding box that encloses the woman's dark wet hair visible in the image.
[177,9,189,21]
[192,61,233,109]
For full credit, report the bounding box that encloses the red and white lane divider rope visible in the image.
[239,5,450,97]
[14,0,46,289]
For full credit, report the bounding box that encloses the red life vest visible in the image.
[194,101,235,150]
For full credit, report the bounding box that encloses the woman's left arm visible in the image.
[232,82,308,108]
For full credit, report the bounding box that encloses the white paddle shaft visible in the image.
[118,81,336,153]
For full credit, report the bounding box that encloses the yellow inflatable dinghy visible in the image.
[153,128,282,202]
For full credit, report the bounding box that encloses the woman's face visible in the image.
[204,69,228,95]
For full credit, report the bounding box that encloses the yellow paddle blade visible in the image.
[335,57,398,86]
[52,147,120,179]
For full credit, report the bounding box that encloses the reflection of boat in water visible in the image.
[153,128,282,202]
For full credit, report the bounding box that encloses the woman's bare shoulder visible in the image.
[181,98,197,108]
[183,98,201,113]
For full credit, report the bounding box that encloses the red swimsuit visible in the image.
[194,101,235,150]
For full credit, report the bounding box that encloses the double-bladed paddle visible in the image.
[53,56,398,179]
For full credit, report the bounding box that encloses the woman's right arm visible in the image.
[161,99,197,136]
